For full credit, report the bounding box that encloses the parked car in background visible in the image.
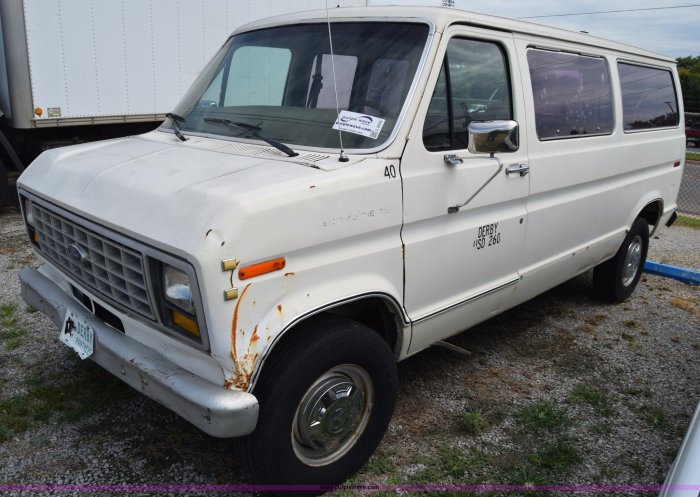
[686,112,700,147]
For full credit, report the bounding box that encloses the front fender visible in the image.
[216,236,407,392]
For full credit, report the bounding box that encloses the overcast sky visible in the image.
[372,0,700,58]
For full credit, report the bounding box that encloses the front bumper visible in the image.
[19,266,259,438]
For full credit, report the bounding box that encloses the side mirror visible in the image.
[467,120,519,155]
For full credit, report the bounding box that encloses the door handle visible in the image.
[505,163,529,177]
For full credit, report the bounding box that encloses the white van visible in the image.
[17,6,685,487]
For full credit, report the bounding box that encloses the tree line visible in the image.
[677,56,700,114]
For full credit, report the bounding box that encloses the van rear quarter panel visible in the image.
[512,36,685,304]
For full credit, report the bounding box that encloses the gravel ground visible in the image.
[1,205,699,496]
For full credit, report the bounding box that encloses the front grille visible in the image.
[32,203,154,319]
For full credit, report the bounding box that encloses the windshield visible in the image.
[163,22,430,151]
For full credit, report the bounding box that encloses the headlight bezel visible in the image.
[151,258,208,346]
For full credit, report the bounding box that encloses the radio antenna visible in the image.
[326,0,349,162]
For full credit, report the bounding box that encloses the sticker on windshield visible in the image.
[333,111,385,140]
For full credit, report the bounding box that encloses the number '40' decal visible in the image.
[384,165,397,179]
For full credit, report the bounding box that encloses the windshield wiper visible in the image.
[204,117,298,157]
[166,113,188,142]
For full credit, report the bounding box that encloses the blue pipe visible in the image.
[644,261,700,286]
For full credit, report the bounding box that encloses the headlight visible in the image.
[163,265,195,314]
[24,198,36,226]
[22,197,40,247]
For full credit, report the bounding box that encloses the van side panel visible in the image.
[512,36,685,305]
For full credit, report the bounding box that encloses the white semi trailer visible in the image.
[0,0,371,206]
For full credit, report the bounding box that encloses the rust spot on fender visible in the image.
[277,304,283,318]
[226,284,262,391]
[229,283,251,363]
[284,272,295,277]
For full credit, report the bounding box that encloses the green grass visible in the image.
[568,385,614,417]
[0,360,134,442]
[409,446,490,485]
[528,441,581,472]
[0,303,26,350]
[591,423,613,435]
[676,215,700,229]
[640,404,668,430]
[507,464,549,485]
[364,453,396,476]
[687,150,700,161]
[517,401,567,431]
[438,446,473,478]
[461,408,489,435]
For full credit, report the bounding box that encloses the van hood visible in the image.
[18,132,326,256]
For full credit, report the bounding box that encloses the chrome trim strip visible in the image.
[412,276,521,325]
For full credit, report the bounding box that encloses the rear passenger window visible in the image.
[528,49,613,140]
[618,63,679,130]
[423,38,512,151]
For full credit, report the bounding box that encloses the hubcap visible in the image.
[622,235,643,286]
[292,365,373,467]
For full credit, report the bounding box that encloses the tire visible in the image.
[0,160,8,208]
[593,217,649,302]
[238,315,398,489]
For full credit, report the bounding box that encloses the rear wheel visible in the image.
[593,217,649,302]
[238,315,397,488]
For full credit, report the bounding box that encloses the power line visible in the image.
[519,4,700,19]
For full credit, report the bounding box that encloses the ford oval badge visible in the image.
[67,244,88,266]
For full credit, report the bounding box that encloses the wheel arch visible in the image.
[637,198,664,236]
[247,293,408,392]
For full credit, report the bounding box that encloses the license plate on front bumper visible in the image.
[60,308,94,359]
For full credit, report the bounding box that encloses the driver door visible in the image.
[401,28,530,354]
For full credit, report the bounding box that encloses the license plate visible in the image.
[60,308,94,360]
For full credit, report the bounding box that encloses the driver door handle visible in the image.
[505,163,529,177]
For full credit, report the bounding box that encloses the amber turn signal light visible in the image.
[172,310,201,338]
[239,258,286,280]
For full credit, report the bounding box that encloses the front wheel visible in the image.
[238,315,398,487]
[593,217,649,302]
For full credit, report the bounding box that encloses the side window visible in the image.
[306,54,358,109]
[224,46,291,106]
[618,63,679,130]
[423,38,512,151]
[527,49,613,140]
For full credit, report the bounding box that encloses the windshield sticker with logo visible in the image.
[332,111,386,140]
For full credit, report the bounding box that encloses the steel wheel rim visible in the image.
[291,364,374,467]
[622,235,643,286]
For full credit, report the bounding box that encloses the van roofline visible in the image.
[232,5,676,65]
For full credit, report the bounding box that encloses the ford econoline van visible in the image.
[17,6,685,487]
